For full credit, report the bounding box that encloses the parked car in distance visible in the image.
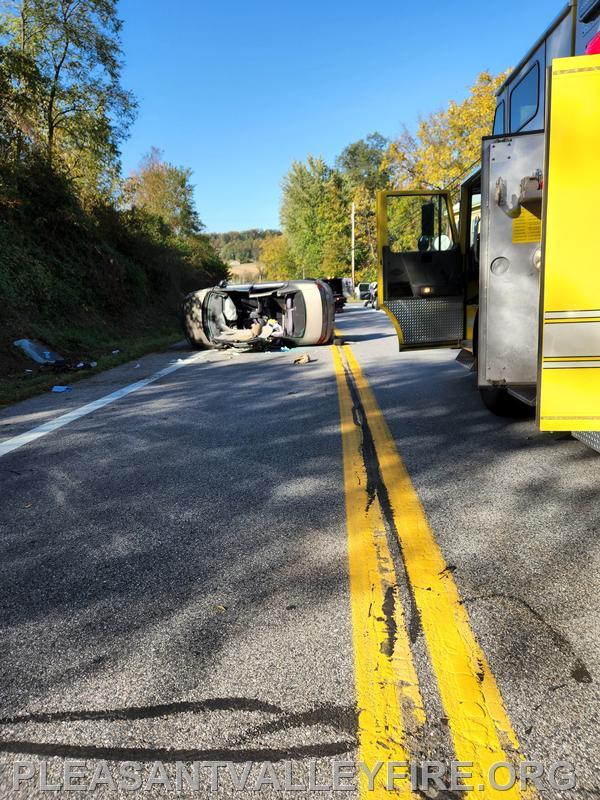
[322,277,346,312]
[355,282,370,300]
[182,280,335,350]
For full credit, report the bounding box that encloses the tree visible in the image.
[336,133,390,278]
[259,234,299,280]
[124,147,202,238]
[280,156,349,277]
[386,71,507,202]
[0,0,136,197]
[336,132,389,193]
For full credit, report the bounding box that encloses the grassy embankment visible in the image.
[0,162,227,405]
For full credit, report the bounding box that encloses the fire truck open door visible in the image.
[376,191,464,349]
[538,54,600,439]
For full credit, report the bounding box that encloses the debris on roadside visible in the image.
[11,337,105,383]
[12,338,103,379]
[13,339,67,369]
[51,385,72,393]
[293,353,314,365]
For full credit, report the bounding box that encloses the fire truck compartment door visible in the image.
[538,54,600,432]
[377,191,464,349]
[478,131,545,387]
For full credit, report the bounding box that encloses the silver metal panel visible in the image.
[495,88,508,134]
[479,133,545,387]
[546,11,574,64]
[545,310,600,319]
[386,298,463,347]
[574,431,600,452]
[543,321,600,359]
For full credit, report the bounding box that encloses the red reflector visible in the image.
[586,32,600,55]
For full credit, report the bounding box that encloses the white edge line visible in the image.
[0,352,209,459]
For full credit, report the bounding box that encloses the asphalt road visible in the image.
[0,306,598,799]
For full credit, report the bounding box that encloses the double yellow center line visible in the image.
[333,344,533,799]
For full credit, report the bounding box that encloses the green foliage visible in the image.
[0,0,136,199]
[123,147,202,237]
[0,158,228,363]
[279,137,389,280]
[336,133,389,278]
[279,71,504,281]
[0,3,226,382]
[336,132,390,193]
[280,156,349,278]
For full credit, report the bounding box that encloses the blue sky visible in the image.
[119,0,554,232]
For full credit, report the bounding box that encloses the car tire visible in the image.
[479,386,533,418]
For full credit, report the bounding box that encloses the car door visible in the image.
[376,190,465,349]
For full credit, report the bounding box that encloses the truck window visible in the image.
[492,101,505,135]
[510,63,540,132]
[387,194,454,254]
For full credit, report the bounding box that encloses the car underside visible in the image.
[204,286,306,348]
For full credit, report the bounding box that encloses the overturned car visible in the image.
[182,280,335,350]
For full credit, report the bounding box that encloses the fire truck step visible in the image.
[455,348,477,372]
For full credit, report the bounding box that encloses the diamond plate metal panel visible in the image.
[386,298,463,346]
[573,431,600,453]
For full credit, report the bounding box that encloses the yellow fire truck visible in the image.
[376,1,600,451]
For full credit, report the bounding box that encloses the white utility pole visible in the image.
[351,202,356,290]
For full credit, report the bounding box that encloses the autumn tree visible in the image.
[124,148,202,237]
[386,71,507,202]
[259,233,299,280]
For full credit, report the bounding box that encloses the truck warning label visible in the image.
[512,207,542,244]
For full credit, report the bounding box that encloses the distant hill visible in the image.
[210,229,280,264]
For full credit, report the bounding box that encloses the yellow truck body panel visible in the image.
[539,54,600,431]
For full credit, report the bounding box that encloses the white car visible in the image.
[182,280,335,350]
[355,282,370,300]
